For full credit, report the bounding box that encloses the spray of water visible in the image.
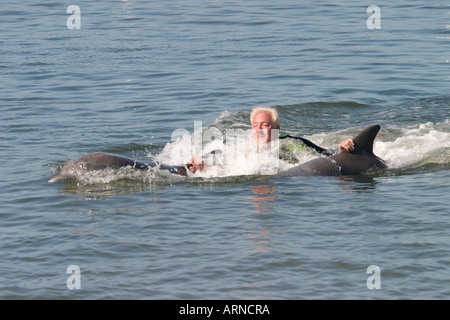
[56,118,449,184]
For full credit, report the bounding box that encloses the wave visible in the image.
[374,120,450,173]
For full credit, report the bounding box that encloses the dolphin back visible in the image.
[278,124,387,177]
[48,152,188,182]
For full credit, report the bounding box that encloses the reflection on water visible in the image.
[247,185,279,214]
[59,178,171,200]
[246,185,279,253]
[338,176,379,193]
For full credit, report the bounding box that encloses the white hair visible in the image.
[250,107,280,128]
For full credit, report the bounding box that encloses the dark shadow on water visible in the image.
[336,175,379,193]
[50,160,449,199]
[54,171,271,199]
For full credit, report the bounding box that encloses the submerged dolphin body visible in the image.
[48,152,187,183]
[278,125,387,176]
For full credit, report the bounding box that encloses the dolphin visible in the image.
[48,126,386,182]
[48,152,188,183]
[277,125,387,176]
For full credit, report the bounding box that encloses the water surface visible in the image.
[1,0,449,299]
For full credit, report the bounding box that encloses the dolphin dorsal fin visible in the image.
[351,125,380,155]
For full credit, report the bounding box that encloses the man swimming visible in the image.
[188,107,354,173]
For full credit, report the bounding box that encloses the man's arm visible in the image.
[279,134,334,156]
[279,135,354,155]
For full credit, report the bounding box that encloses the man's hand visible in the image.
[188,156,204,173]
[339,138,354,152]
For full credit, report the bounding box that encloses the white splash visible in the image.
[374,121,450,170]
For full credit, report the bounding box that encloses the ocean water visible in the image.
[1,0,449,300]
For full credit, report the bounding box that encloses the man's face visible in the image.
[251,112,278,146]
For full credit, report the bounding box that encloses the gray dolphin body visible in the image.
[278,125,387,176]
[49,126,386,182]
[48,152,188,183]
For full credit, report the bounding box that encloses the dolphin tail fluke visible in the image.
[351,124,380,155]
